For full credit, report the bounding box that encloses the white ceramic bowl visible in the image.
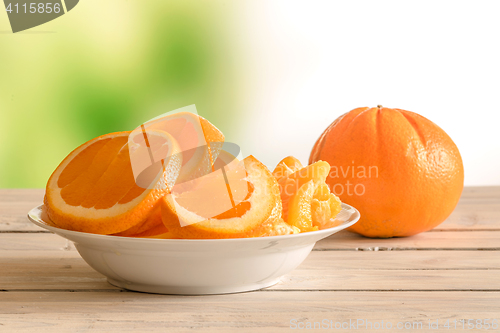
[28,203,359,295]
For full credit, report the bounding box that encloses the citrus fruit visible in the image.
[137,111,224,184]
[310,183,342,230]
[286,180,318,232]
[310,106,464,238]
[274,159,329,221]
[45,130,182,234]
[272,156,303,182]
[117,212,178,239]
[112,204,165,237]
[273,157,342,231]
[160,155,293,239]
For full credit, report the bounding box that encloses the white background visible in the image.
[234,0,500,186]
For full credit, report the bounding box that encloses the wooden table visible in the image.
[1,187,499,332]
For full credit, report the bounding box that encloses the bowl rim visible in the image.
[27,203,360,244]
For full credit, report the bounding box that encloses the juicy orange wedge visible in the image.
[272,156,303,182]
[160,155,293,239]
[45,130,182,234]
[287,180,318,232]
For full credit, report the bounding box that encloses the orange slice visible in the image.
[116,213,178,239]
[160,155,293,239]
[112,204,164,237]
[137,111,224,184]
[273,156,342,231]
[45,130,182,234]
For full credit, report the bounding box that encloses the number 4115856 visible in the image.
[5,3,61,14]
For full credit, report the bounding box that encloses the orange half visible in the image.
[45,130,182,234]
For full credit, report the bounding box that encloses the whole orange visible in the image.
[310,106,464,238]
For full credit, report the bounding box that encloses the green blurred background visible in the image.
[0,0,244,187]
[3,1,498,188]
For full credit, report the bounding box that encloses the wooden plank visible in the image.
[301,250,500,270]
[459,185,500,198]
[3,229,500,253]
[1,234,500,292]
[316,230,500,250]
[1,186,499,232]
[3,230,500,253]
[436,190,500,230]
[0,189,44,203]
[5,264,496,292]
[0,234,72,251]
[4,259,498,291]
[0,291,498,332]
[0,189,45,232]
[0,255,117,291]
[277,269,500,291]
[3,249,499,271]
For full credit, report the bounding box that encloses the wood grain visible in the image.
[3,249,499,270]
[0,291,498,332]
[1,235,500,292]
[0,189,45,232]
[2,229,500,253]
[316,230,500,250]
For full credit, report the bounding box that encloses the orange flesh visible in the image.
[59,136,151,209]
[175,121,198,164]
[214,182,254,219]
[57,138,111,188]
[146,117,200,166]
[272,156,303,181]
[172,167,254,220]
[278,161,330,220]
[46,113,224,236]
[148,118,186,138]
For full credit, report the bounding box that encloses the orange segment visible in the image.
[311,183,342,229]
[45,130,182,235]
[272,156,303,182]
[259,219,301,237]
[273,156,342,231]
[276,159,330,221]
[161,155,293,239]
[287,181,318,232]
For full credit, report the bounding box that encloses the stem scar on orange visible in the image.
[310,106,464,238]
